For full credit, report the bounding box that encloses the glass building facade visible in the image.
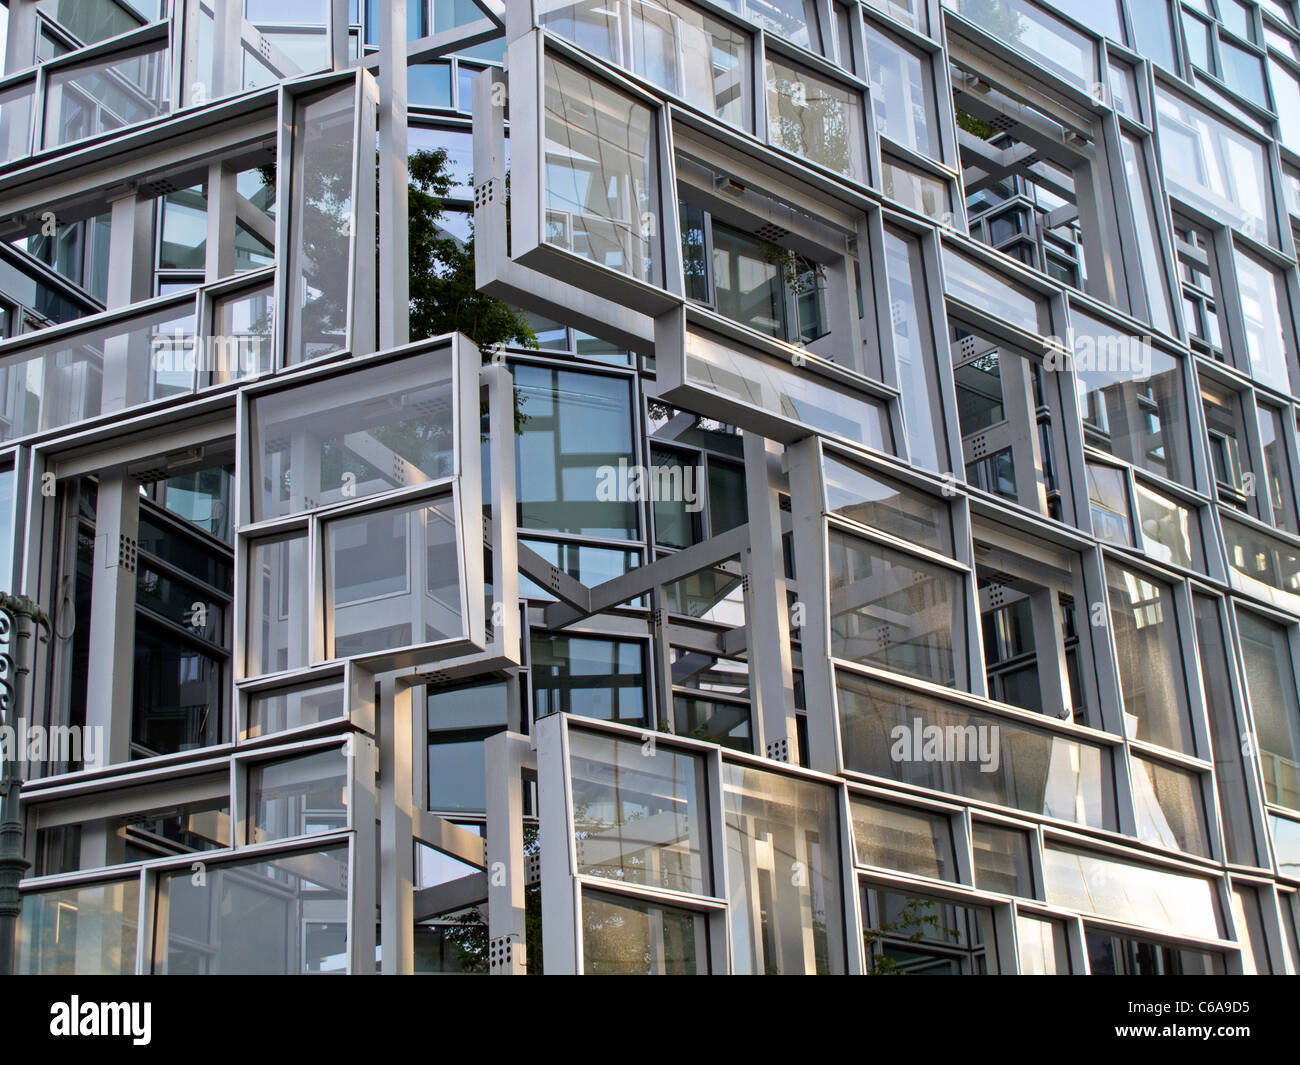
[0,0,1298,975]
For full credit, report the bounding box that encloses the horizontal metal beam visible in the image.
[412,872,488,921]
[413,809,487,869]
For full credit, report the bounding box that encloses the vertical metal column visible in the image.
[83,474,139,769]
[377,0,410,349]
[0,595,48,975]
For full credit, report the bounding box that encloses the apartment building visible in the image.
[0,0,1297,975]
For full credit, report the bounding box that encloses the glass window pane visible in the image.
[544,55,660,285]
[569,728,711,894]
[663,563,746,626]
[1193,595,1258,865]
[0,79,34,165]
[1269,55,1300,155]
[1042,843,1221,939]
[286,85,357,364]
[1221,38,1268,108]
[132,620,223,756]
[1270,814,1300,880]
[211,283,274,384]
[751,0,822,48]
[710,221,786,338]
[866,24,940,159]
[324,496,463,658]
[1017,913,1068,973]
[884,227,949,471]
[154,845,349,973]
[723,761,845,973]
[581,890,708,973]
[707,457,747,534]
[1233,247,1297,395]
[43,40,170,149]
[1131,755,1210,856]
[882,156,951,223]
[824,456,953,553]
[863,887,994,973]
[246,533,310,675]
[518,538,642,599]
[0,464,13,586]
[531,633,647,724]
[672,694,752,751]
[850,795,958,880]
[1237,609,1300,812]
[159,187,207,270]
[0,302,197,443]
[249,748,349,842]
[1086,927,1224,973]
[1136,482,1202,569]
[827,526,964,686]
[542,0,752,130]
[836,669,1113,828]
[971,821,1033,895]
[36,0,148,45]
[18,878,139,974]
[427,681,510,813]
[945,0,1096,88]
[33,783,229,875]
[943,248,1047,334]
[1071,310,1193,485]
[1105,561,1195,754]
[1119,134,1176,336]
[252,353,455,519]
[409,61,453,107]
[514,364,638,538]
[865,0,926,33]
[247,680,344,739]
[1222,515,1300,609]
[1155,86,1274,246]
[1259,404,1300,533]
[764,57,866,183]
[1230,883,1271,974]
[1086,463,1132,545]
[684,327,894,449]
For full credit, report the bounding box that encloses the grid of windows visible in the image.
[1,0,1299,976]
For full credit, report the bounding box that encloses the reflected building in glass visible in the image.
[0,0,1299,975]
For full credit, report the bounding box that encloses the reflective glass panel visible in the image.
[1105,561,1195,754]
[764,57,866,183]
[43,40,170,149]
[823,455,953,553]
[154,845,349,973]
[723,761,845,973]
[569,729,711,895]
[827,526,964,686]
[581,890,708,973]
[836,669,1113,828]
[252,353,455,520]
[1131,755,1210,856]
[285,85,356,364]
[544,55,660,285]
[324,496,463,658]
[18,878,139,975]
[1042,843,1221,939]
[1237,609,1300,812]
[850,795,958,880]
[249,748,349,842]
[972,821,1033,895]
[246,533,310,676]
